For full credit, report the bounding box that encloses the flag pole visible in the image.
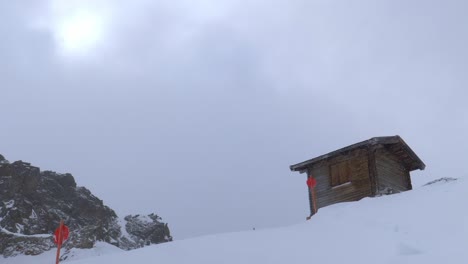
[312,187,318,214]
[55,220,64,264]
[306,176,318,220]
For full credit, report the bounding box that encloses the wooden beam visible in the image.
[367,146,378,196]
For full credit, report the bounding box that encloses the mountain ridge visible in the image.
[0,154,172,258]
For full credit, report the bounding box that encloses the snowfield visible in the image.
[5,177,467,264]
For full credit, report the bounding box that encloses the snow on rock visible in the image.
[0,227,52,238]
[0,154,8,164]
[29,209,37,219]
[15,223,24,233]
[4,200,14,209]
[116,214,173,250]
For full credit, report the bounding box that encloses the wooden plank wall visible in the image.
[307,148,372,211]
[375,147,411,194]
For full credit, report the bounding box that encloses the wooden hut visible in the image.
[289,136,425,217]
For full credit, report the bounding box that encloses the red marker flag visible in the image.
[54,220,69,264]
[54,224,69,245]
[306,177,317,188]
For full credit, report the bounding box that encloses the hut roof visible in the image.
[290,136,425,172]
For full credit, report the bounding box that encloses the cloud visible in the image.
[1,0,468,239]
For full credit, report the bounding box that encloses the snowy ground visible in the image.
[4,177,467,264]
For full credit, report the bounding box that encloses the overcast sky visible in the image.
[1,0,467,239]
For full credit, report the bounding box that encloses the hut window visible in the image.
[330,161,351,187]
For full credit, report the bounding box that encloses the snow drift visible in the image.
[5,177,466,264]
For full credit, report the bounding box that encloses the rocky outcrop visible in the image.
[423,177,457,186]
[0,155,172,258]
[123,214,172,247]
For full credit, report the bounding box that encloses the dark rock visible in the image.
[376,187,398,196]
[423,177,458,186]
[0,154,172,258]
[123,213,173,248]
[0,232,54,256]
[41,171,77,188]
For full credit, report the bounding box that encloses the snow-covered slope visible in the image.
[5,178,467,264]
[2,242,124,263]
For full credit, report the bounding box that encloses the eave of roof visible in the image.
[289,136,425,172]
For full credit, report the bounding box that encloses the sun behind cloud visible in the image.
[33,0,114,59]
[56,11,103,56]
